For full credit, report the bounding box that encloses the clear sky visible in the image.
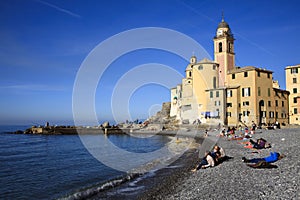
[0,0,299,125]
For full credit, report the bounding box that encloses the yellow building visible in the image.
[285,65,300,124]
[226,67,289,126]
[170,16,290,127]
[170,56,223,124]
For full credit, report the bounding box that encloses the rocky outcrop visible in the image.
[148,102,171,123]
[146,102,181,130]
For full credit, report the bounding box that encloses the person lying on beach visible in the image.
[191,151,215,172]
[242,152,285,164]
[244,138,270,149]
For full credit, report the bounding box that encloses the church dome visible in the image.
[218,20,229,29]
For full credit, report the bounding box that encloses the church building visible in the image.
[170,16,290,127]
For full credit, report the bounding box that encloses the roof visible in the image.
[198,58,218,64]
[218,14,229,29]
[218,20,229,29]
[228,66,273,74]
[273,87,290,94]
[285,65,300,69]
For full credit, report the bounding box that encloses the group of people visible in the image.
[191,125,285,171]
[191,145,226,172]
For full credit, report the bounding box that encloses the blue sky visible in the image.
[0,0,299,125]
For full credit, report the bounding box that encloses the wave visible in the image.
[58,173,142,200]
[59,137,195,200]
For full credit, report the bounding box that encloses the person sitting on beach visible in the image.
[204,130,208,137]
[191,151,215,172]
[218,128,226,137]
[211,145,226,163]
[242,152,285,164]
[245,126,249,135]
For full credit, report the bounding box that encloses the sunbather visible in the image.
[191,151,215,172]
[242,152,285,164]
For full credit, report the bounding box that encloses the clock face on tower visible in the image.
[217,29,223,36]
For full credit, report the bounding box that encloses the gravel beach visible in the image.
[138,127,300,200]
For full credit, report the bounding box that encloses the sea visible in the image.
[0,125,194,200]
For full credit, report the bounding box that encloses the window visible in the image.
[243,111,250,116]
[267,73,270,78]
[213,65,216,70]
[216,109,220,117]
[268,101,271,107]
[275,100,278,106]
[291,68,298,74]
[232,74,235,79]
[242,87,251,97]
[216,91,219,97]
[226,112,231,117]
[294,97,297,104]
[243,101,250,106]
[269,111,274,118]
[189,71,192,77]
[215,101,220,106]
[282,101,284,107]
[228,42,232,52]
[227,90,232,97]
[268,88,271,97]
[293,88,297,93]
[293,78,297,83]
[258,87,261,96]
[244,72,248,77]
[210,91,213,98]
[227,103,232,107]
[219,42,222,52]
[276,112,278,119]
[294,108,298,114]
[257,71,260,77]
[281,113,284,118]
[198,65,203,70]
[213,77,217,89]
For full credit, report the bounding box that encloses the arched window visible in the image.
[219,42,222,52]
[228,42,232,52]
[189,71,192,77]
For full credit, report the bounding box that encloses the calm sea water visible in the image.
[0,125,171,200]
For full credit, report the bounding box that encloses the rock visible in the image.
[102,121,110,128]
[14,130,24,134]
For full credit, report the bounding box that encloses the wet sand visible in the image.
[137,127,300,200]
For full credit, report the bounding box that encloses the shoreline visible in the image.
[136,128,300,199]
[85,137,204,200]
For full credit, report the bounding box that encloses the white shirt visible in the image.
[204,155,215,168]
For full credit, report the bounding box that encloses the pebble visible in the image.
[137,127,300,200]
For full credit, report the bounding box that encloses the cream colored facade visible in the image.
[170,56,223,124]
[170,16,290,127]
[285,65,300,124]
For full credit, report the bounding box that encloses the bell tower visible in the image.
[214,14,235,87]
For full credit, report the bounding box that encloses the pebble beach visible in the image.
[138,127,300,200]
